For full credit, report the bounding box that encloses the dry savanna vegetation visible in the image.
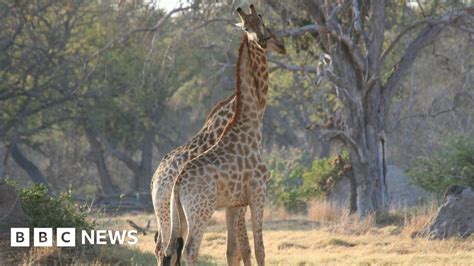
[1,0,473,265]
[4,201,473,265]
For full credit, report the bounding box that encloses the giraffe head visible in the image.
[236,4,286,54]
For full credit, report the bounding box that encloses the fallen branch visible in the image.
[127,219,151,236]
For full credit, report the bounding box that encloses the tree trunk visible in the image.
[135,128,154,192]
[84,126,120,195]
[10,142,50,189]
[346,170,357,214]
[348,122,388,217]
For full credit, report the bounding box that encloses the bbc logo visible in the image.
[11,228,138,247]
[11,228,75,247]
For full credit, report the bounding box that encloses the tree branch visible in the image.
[383,9,472,100]
[10,142,50,189]
[352,0,362,33]
[96,133,140,174]
[277,22,365,74]
[274,24,326,38]
[390,106,457,131]
[268,58,317,73]
[381,19,431,62]
[367,0,385,75]
[319,129,367,163]
[91,4,194,58]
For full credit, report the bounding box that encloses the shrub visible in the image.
[407,135,474,194]
[266,148,307,213]
[266,148,351,213]
[19,184,92,229]
[301,151,349,199]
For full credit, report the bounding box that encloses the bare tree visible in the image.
[265,0,473,216]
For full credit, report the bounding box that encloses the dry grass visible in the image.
[3,202,473,265]
[198,222,474,265]
[307,200,346,223]
[401,204,438,237]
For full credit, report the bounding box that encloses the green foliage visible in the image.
[407,135,474,193]
[266,150,306,212]
[301,151,349,199]
[19,184,92,229]
[4,177,19,187]
[266,149,349,212]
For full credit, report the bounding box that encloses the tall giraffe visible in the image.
[162,5,285,266]
[151,6,284,265]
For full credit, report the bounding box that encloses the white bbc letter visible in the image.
[96,230,107,244]
[57,228,75,247]
[81,230,95,245]
[11,228,30,247]
[127,230,138,245]
[82,230,94,245]
[108,230,126,245]
[34,228,53,247]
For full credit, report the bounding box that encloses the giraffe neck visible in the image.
[234,36,265,126]
[247,40,269,119]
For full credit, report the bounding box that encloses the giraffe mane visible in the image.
[218,35,247,139]
[205,92,236,122]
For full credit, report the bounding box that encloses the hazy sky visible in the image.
[155,0,181,11]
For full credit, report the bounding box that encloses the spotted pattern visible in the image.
[164,35,271,266]
[151,94,246,262]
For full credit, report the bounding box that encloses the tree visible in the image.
[264,0,473,216]
[0,0,198,193]
[0,0,89,186]
[76,1,211,192]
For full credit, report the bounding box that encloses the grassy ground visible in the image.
[2,204,474,265]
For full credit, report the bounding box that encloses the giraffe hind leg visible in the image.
[180,186,216,266]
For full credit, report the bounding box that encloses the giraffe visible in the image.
[162,5,285,266]
[151,6,284,265]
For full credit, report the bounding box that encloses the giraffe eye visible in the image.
[244,27,249,31]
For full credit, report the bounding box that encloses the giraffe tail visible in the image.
[164,182,185,265]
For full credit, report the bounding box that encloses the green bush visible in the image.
[407,135,474,194]
[266,148,350,213]
[19,184,92,229]
[301,151,349,199]
[266,149,307,212]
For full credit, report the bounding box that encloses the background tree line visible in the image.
[1,0,472,216]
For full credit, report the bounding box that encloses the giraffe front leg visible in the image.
[226,207,240,266]
[226,207,251,266]
[236,207,252,266]
[250,196,266,266]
